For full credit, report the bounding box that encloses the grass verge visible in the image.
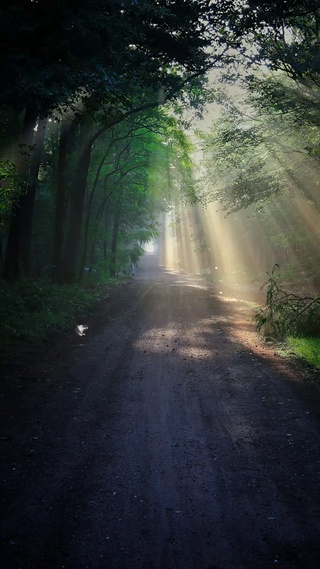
[285,336,320,369]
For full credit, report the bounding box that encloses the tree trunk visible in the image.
[52,118,77,282]
[60,120,93,283]
[80,140,117,277]
[3,105,38,281]
[103,239,107,262]
[0,234,3,275]
[79,175,99,278]
[87,182,114,271]
[88,207,110,267]
[110,204,121,277]
[103,207,110,263]
[21,117,47,274]
[89,236,97,267]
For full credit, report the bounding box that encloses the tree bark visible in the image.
[110,203,121,277]
[52,118,77,282]
[20,117,47,274]
[79,141,114,277]
[0,234,3,275]
[60,120,93,283]
[103,239,107,262]
[3,105,38,281]
[88,208,109,268]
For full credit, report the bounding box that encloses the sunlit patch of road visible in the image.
[1,253,320,569]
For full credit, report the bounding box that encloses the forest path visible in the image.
[1,253,320,569]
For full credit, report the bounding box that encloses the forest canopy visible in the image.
[0,0,319,289]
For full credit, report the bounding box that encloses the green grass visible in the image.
[0,277,112,346]
[286,336,320,369]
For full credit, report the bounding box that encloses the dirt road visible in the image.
[1,254,320,569]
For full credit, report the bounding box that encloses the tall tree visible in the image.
[0,0,230,281]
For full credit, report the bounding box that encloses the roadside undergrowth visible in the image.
[255,265,320,370]
[0,276,115,347]
[286,337,320,369]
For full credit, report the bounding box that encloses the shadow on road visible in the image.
[1,256,320,569]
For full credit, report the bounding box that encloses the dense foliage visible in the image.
[1,1,320,349]
[0,0,222,283]
[199,2,320,283]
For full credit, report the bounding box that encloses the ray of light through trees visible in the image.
[1,0,320,348]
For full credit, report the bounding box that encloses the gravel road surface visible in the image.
[1,254,320,569]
